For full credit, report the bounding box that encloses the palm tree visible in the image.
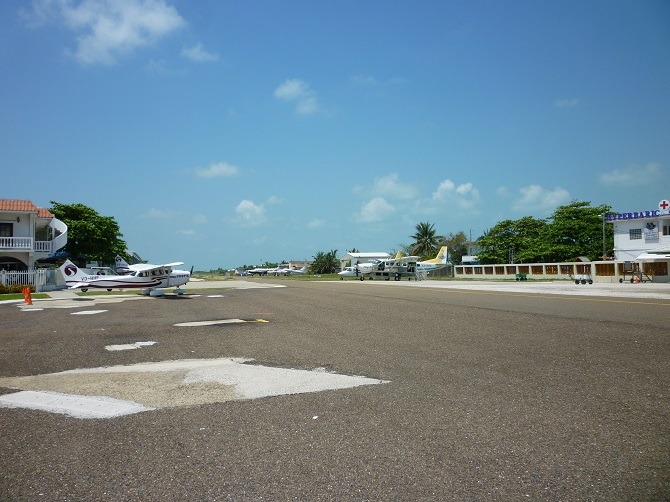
[311,249,339,274]
[410,222,441,260]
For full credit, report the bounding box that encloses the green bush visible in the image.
[0,284,34,294]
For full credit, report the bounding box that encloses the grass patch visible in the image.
[0,293,50,301]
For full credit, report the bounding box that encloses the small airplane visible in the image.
[115,256,192,293]
[246,267,269,276]
[338,251,409,281]
[59,258,191,296]
[339,246,448,281]
[274,265,309,276]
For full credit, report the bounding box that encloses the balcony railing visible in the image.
[0,237,56,254]
[0,237,33,251]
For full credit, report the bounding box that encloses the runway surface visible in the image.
[1,279,669,500]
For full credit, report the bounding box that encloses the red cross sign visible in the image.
[659,199,670,210]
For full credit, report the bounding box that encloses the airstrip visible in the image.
[1,279,668,499]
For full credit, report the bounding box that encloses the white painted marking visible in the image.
[175,319,251,327]
[21,308,44,312]
[0,390,155,419]
[105,341,157,351]
[134,341,156,347]
[71,310,108,315]
[0,358,389,419]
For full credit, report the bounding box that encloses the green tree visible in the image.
[311,249,339,274]
[441,231,468,265]
[49,201,127,266]
[410,222,442,260]
[544,201,612,261]
[477,216,548,264]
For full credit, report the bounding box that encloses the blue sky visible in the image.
[2,0,669,269]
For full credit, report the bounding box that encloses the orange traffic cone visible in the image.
[22,286,33,305]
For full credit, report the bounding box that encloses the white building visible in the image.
[0,199,68,270]
[608,199,670,261]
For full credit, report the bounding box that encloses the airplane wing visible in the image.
[130,262,183,273]
[162,262,184,268]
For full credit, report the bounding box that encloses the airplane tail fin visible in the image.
[422,246,448,264]
[115,255,131,273]
[436,246,448,264]
[58,259,86,283]
[394,250,405,259]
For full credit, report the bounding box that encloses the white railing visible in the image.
[0,237,33,251]
[35,241,52,253]
[0,269,48,290]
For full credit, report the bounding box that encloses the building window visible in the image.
[664,224,670,236]
[0,223,12,238]
[630,228,642,240]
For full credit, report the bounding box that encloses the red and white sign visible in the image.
[659,199,670,210]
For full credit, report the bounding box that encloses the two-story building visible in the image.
[0,199,68,270]
[607,199,670,261]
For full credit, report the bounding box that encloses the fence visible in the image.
[0,269,52,291]
[454,260,669,283]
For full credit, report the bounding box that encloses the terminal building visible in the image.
[454,200,670,283]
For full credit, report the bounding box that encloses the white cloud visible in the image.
[26,0,186,65]
[266,195,282,205]
[235,199,265,225]
[143,207,176,219]
[350,75,377,85]
[181,42,218,62]
[307,218,324,229]
[372,173,418,200]
[358,197,395,223]
[432,179,480,209]
[177,229,195,236]
[194,162,240,178]
[598,162,662,186]
[511,185,571,212]
[554,98,579,108]
[274,78,320,115]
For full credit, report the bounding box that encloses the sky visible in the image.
[2,0,669,269]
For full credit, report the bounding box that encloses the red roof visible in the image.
[0,199,53,218]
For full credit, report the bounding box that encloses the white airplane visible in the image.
[115,256,192,294]
[339,246,448,281]
[338,251,409,281]
[246,267,269,276]
[274,265,308,276]
[60,258,190,296]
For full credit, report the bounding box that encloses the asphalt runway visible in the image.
[1,280,669,500]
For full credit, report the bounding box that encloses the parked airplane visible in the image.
[274,265,308,276]
[60,258,190,296]
[339,247,448,281]
[338,251,411,281]
[115,256,191,293]
[246,267,269,276]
